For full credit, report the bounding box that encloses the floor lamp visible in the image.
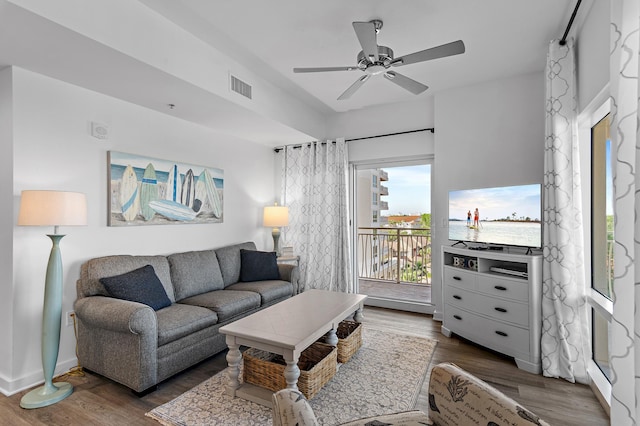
[18,190,87,409]
[263,203,289,256]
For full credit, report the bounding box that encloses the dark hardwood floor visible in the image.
[1,307,609,425]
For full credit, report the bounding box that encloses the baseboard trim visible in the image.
[0,357,78,397]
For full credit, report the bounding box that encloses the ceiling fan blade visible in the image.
[384,71,428,95]
[293,66,359,73]
[391,40,465,67]
[337,75,371,100]
[352,21,379,62]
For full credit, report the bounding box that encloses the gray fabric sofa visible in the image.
[74,241,299,393]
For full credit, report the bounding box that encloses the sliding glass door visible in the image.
[351,158,433,313]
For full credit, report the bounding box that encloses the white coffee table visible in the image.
[219,289,367,407]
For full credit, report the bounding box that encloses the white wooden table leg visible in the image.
[325,328,338,346]
[225,337,242,396]
[354,305,364,322]
[283,350,300,390]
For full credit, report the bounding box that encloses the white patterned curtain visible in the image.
[541,38,590,383]
[610,1,640,423]
[280,139,353,293]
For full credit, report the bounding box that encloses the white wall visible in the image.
[577,0,610,112]
[3,67,278,395]
[330,97,435,164]
[327,97,434,141]
[432,72,545,319]
[0,67,14,385]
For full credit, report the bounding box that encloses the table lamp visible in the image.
[263,203,289,255]
[17,190,87,409]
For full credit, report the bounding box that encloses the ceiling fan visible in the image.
[293,20,465,100]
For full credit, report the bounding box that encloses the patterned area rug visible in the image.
[146,326,437,425]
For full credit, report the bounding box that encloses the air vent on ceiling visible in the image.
[230,75,252,99]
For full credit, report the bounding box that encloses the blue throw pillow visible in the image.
[100,265,172,311]
[240,249,280,282]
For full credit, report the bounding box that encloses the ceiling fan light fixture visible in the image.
[292,19,465,100]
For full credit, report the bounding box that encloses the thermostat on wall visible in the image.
[91,122,109,140]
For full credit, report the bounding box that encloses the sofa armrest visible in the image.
[75,296,156,333]
[278,264,302,294]
[427,362,550,426]
[74,296,159,392]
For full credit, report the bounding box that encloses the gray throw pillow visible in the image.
[240,249,280,282]
[100,264,172,311]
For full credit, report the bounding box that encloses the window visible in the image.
[373,193,378,205]
[591,114,613,299]
[372,211,378,223]
[592,306,612,381]
[590,109,613,384]
[372,175,378,188]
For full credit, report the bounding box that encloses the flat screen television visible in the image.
[448,183,542,249]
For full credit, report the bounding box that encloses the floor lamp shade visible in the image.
[263,204,289,255]
[18,190,87,228]
[17,190,87,409]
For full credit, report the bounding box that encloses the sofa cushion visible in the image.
[100,265,172,311]
[178,290,261,323]
[168,249,224,301]
[156,303,219,347]
[78,255,176,301]
[215,242,257,287]
[240,249,280,282]
[226,280,293,304]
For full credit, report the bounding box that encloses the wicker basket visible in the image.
[336,320,363,363]
[243,342,337,399]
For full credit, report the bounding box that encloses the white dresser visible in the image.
[441,245,542,374]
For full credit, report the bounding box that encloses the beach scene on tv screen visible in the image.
[448,184,541,247]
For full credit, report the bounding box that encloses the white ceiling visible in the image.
[141,0,577,113]
[0,0,579,145]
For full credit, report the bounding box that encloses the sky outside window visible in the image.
[382,165,431,216]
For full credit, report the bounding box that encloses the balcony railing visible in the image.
[379,170,389,181]
[379,185,389,195]
[357,227,431,285]
[379,200,389,210]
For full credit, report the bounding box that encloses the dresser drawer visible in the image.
[444,304,479,337]
[478,314,530,355]
[478,274,528,302]
[474,292,529,327]
[444,266,477,290]
[444,286,480,312]
[445,306,529,356]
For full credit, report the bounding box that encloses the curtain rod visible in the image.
[273,127,434,153]
[559,0,582,46]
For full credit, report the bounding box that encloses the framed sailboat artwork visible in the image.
[107,151,224,226]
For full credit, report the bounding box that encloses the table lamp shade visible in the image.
[18,191,87,227]
[263,205,289,227]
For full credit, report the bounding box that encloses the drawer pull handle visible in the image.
[453,295,462,300]
[494,285,507,291]
[453,315,462,320]
[495,331,508,337]
[494,307,507,313]
[453,276,462,281]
